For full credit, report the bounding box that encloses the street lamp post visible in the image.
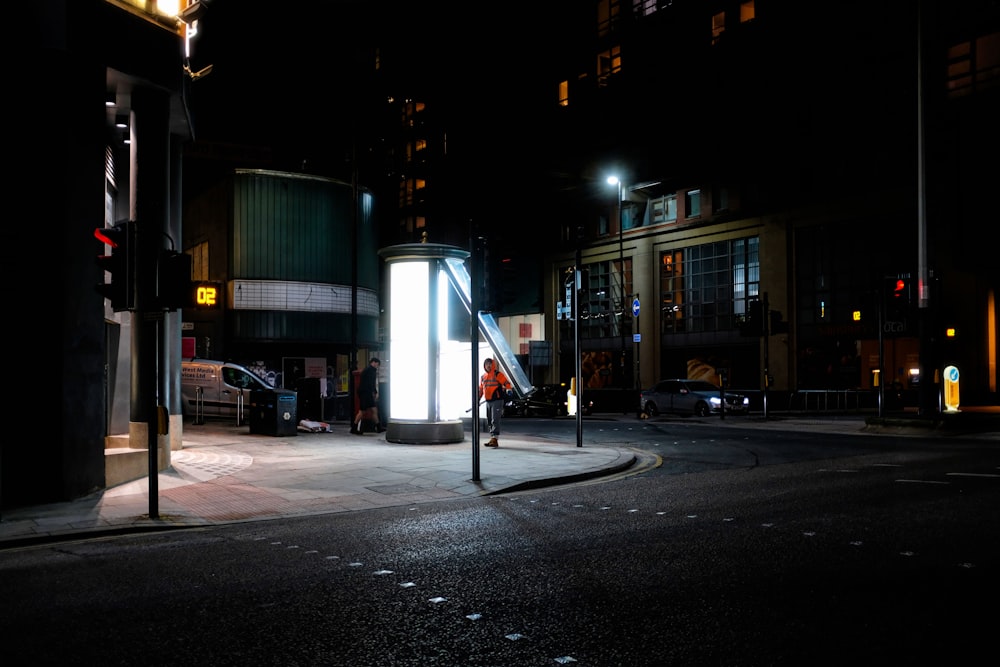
[607,175,627,406]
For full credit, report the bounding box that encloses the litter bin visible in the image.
[249,388,298,436]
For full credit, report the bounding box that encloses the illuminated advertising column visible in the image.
[379,244,470,444]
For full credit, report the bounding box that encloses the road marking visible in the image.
[946,472,1000,478]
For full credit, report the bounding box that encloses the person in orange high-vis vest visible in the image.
[477,358,512,447]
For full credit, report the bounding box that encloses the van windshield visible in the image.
[223,367,272,390]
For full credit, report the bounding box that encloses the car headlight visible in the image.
[709,397,721,407]
[742,397,749,406]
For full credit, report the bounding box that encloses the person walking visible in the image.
[477,357,512,447]
[352,357,382,434]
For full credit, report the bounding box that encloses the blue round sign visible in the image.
[632,298,640,317]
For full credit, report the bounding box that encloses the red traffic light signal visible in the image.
[891,277,913,303]
[94,221,135,311]
[884,275,913,331]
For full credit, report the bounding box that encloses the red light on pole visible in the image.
[94,220,135,311]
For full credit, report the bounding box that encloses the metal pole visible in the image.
[194,385,204,425]
[349,142,359,425]
[142,313,160,520]
[762,292,770,420]
[618,179,626,412]
[915,0,935,417]
[635,292,641,418]
[471,231,482,478]
[878,283,885,417]
[575,243,583,447]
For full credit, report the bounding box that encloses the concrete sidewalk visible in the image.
[1,409,995,550]
[0,422,643,549]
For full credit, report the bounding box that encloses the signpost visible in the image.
[632,296,640,412]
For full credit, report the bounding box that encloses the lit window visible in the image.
[660,238,758,334]
[685,189,701,218]
[558,80,569,107]
[711,12,725,45]
[598,0,620,38]
[191,241,209,280]
[652,194,677,223]
[740,1,755,23]
[597,45,622,86]
[399,178,425,206]
[946,34,1000,98]
[633,0,657,18]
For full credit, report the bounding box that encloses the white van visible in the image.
[181,359,274,418]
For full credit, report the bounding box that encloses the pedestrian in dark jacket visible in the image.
[352,357,381,434]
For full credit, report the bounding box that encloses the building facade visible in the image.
[532,0,998,410]
[181,168,381,420]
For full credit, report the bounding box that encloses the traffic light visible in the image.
[740,298,763,337]
[94,220,135,311]
[892,278,911,303]
[886,275,913,328]
[154,251,222,310]
[769,309,789,335]
[483,249,508,312]
[157,250,193,310]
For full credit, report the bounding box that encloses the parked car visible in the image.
[639,379,749,417]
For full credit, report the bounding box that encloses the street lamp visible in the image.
[606,175,626,400]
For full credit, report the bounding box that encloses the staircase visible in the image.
[104,435,149,488]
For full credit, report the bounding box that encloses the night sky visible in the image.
[187,1,373,149]
[185,1,561,162]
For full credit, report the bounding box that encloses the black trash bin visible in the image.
[249,388,298,436]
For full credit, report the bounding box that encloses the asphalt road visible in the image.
[1,423,996,666]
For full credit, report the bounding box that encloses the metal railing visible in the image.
[193,386,205,425]
[192,387,246,425]
[787,389,875,413]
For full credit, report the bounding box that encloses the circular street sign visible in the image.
[632,298,640,317]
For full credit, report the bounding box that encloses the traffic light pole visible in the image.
[141,312,161,520]
[134,223,160,519]
[762,292,770,420]
[878,284,885,418]
[574,243,583,448]
[471,232,483,480]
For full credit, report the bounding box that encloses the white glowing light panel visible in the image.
[389,261,430,420]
